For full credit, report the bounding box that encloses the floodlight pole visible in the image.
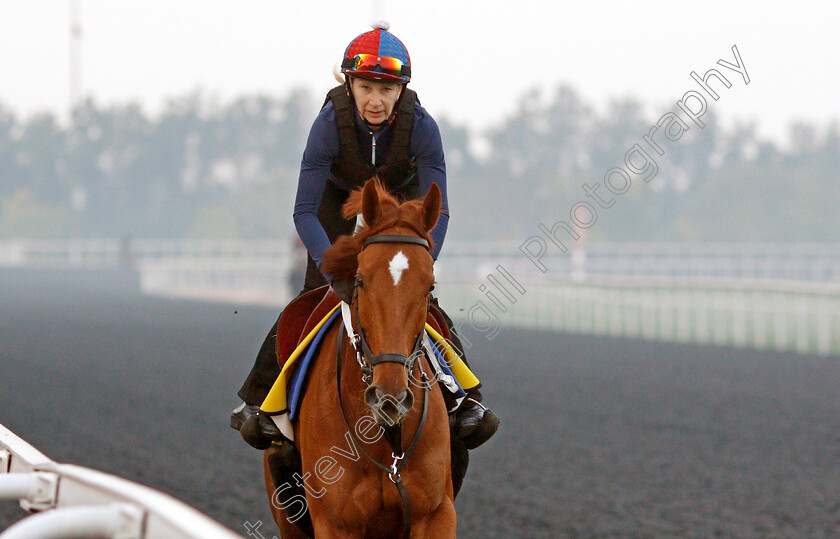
[69,0,82,114]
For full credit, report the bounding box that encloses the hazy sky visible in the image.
[1,1,838,146]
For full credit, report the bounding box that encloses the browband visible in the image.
[363,234,429,250]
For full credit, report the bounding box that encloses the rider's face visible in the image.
[349,77,402,128]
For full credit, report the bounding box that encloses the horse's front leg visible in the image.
[306,476,373,538]
[310,515,363,539]
[411,497,457,538]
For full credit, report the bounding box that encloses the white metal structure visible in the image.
[0,424,242,538]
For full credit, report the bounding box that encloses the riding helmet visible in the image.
[341,19,411,83]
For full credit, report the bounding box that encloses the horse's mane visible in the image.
[321,179,436,281]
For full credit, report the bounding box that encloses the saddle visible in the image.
[274,285,338,369]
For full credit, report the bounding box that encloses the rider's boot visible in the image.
[239,408,294,451]
[229,402,260,431]
[454,391,500,450]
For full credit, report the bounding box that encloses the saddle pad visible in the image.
[428,339,466,400]
[261,303,342,416]
[288,308,341,420]
[425,323,481,391]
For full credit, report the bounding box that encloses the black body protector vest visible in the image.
[303,85,420,291]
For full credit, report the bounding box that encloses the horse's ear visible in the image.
[361,179,381,227]
[421,183,441,232]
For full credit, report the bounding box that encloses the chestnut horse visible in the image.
[264,179,455,538]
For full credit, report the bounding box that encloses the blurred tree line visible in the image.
[1,86,838,242]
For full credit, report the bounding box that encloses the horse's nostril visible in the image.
[365,385,413,422]
[364,386,379,407]
[398,389,415,412]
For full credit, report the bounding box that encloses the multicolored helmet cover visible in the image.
[341,19,411,83]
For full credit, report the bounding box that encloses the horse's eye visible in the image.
[429,283,436,293]
[355,275,364,289]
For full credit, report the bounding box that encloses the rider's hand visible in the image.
[331,277,354,304]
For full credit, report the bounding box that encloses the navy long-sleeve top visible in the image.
[293,99,449,271]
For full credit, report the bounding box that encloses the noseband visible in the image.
[352,313,426,386]
[335,232,432,539]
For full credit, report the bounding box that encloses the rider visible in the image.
[231,20,498,451]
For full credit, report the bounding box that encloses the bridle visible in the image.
[349,301,426,386]
[342,233,432,386]
[335,232,432,539]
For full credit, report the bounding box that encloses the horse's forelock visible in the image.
[322,187,434,281]
[341,179,400,220]
[341,189,363,220]
[320,235,362,281]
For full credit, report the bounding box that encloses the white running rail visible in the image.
[437,276,840,357]
[3,239,840,283]
[3,239,839,356]
[0,424,242,538]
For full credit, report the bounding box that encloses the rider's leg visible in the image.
[229,316,283,433]
[430,297,499,450]
[234,322,281,407]
[232,260,327,445]
[234,320,296,449]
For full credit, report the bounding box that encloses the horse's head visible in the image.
[322,178,441,426]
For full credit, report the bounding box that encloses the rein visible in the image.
[334,232,432,539]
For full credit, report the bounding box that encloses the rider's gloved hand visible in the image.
[318,260,353,304]
[331,277,354,304]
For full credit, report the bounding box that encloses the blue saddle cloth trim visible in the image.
[288,309,341,421]
[431,341,466,399]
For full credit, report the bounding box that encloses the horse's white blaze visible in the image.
[388,251,409,286]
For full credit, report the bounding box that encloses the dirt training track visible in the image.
[1,269,839,537]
